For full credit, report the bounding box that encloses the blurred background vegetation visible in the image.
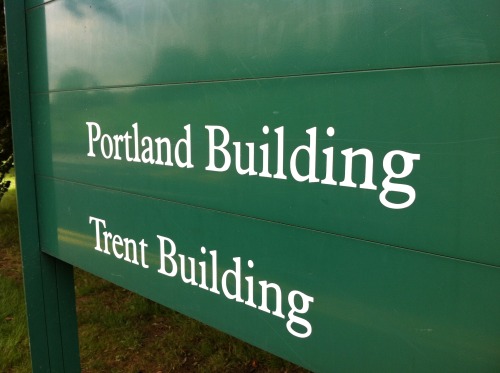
[0,0,14,203]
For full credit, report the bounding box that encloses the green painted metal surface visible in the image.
[30,64,500,267]
[8,0,500,371]
[26,0,500,92]
[5,0,80,371]
[37,176,500,372]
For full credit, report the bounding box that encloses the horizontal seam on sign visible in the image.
[26,0,58,12]
[30,60,500,96]
[36,174,500,270]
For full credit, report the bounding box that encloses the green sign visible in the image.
[6,0,500,371]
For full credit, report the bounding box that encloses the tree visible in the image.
[0,0,13,202]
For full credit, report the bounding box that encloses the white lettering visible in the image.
[205,125,231,172]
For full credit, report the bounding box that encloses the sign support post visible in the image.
[5,0,80,371]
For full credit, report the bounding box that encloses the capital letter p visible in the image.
[86,121,101,157]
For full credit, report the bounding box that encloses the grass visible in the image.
[0,176,309,372]
[0,174,31,373]
[0,174,18,250]
[0,272,30,373]
[75,272,306,372]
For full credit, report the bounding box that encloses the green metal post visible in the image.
[4,0,80,371]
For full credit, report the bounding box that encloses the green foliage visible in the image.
[0,274,31,373]
[0,175,17,250]
[0,0,13,203]
[0,188,30,372]
[75,269,309,372]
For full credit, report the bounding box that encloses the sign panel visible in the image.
[31,65,500,265]
[37,177,500,372]
[12,0,500,371]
